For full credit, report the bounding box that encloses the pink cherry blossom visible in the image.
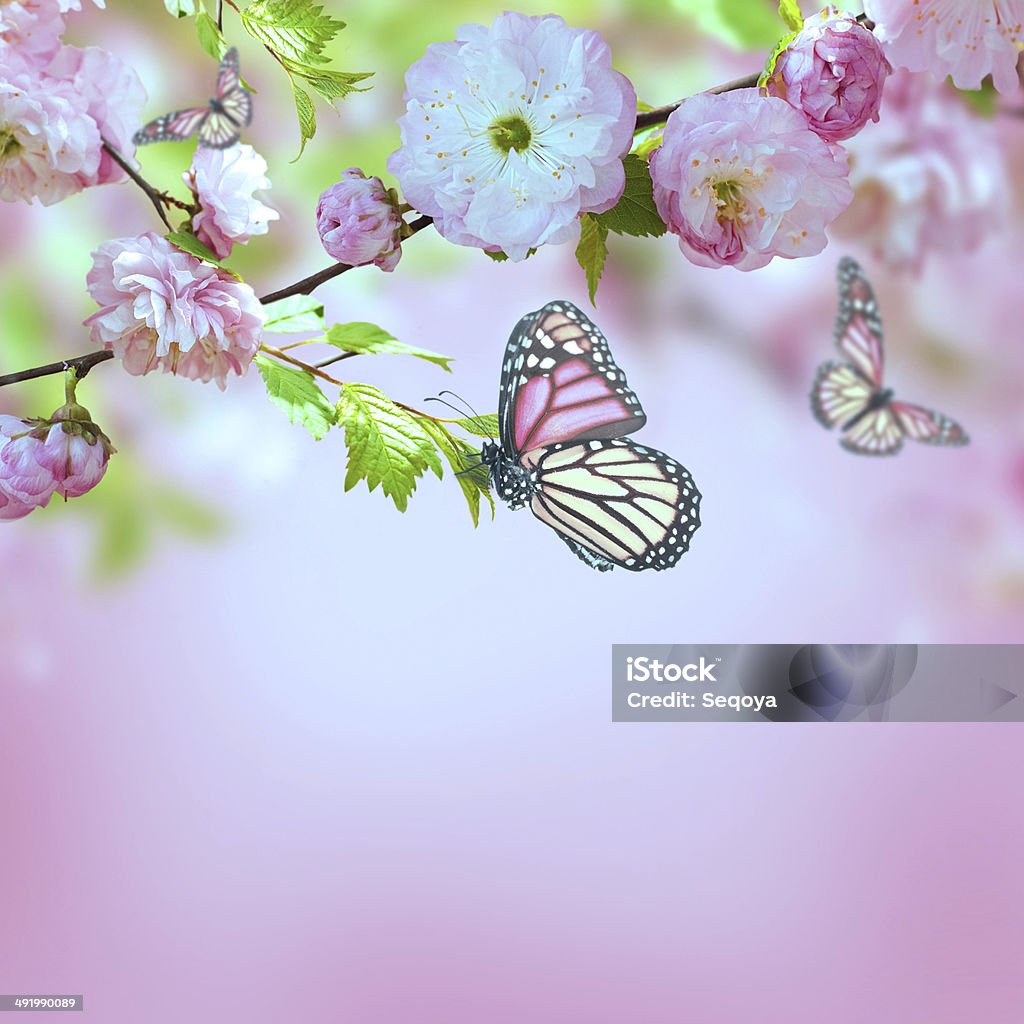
[84,233,266,389]
[650,89,853,271]
[835,69,1011,271]
[764,5,889,143]
[316,168,404,271]
[0,0,66,63]
[0,49,101,205]
[46,45,146,186]
[0,414,55,520]
[186,144,278,260]
[387,11,637,260]
[865,0,1024,94]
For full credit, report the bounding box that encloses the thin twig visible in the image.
[256,215,434,304]
[101,141,176,230]
[0,351,115,389]
[216,0,224,32]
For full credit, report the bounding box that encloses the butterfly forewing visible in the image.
[835,257,884,388]
[498,301,646,458]
[525,439,701,571]
[215,47,242,96]
[133,106,209,145]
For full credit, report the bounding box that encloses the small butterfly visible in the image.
[477,301,701,572]
[811,257,969,456]
[133,48,252,149]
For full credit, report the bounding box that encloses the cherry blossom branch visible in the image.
[0,350,115,388]
[101,141,193,230]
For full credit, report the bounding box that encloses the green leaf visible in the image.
[760,29,800,87]
[255,354,337,440]
[778,0,804,33]
[165,0,198,16]
[632,129,664,159]
[281,58,371,101]
[239,0,344,65]
[452,414,499,439]
[262,295,326,334]
[166,229,224,267]
[291,82,317,157]
[323,323,453,371]
[336,383,443,511]
[594,154,666,238]
[674,0,785,51]
[575,214,609,305]
[484,247,537,262]
[418,418,494,527]
[195,8,226,59]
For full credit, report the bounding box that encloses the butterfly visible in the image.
[478,301,701,572]
[132,48,252,149]
[811,257,969,456]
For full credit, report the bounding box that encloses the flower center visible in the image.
[713,180,749,223]
[0,128,22,164]
[488,113,533,156]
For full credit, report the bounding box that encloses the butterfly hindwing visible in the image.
[811,360,874,430]
[524,439,701,572]
[890,402,969,446]
[198,111,244,149]
[498,301,646,458]
[834,257,884,388]
[839,407,904,456]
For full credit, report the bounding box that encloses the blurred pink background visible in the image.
[2,1,1023,1021]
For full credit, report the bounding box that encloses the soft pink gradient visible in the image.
[2,5,1024,1021]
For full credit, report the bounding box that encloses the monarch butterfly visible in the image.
[478,301,702,572]
[133,48,252,149]
[811,257,969,456]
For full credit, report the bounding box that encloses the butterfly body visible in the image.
[811,258,969,456]
[484,301,701,572]
[133,48,252,149]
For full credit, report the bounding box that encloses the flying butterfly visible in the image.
[475,301,701,572]
[811,257,969,456]
[132,48,252,149]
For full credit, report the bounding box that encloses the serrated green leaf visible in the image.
[323,323,453,371]
[255,354,336,440]
[290,82,317,156]
[240,0,344,65]
[336,383,442,511]
[418,418,494,527]
[262,295,326,334]
[281,57,372,101]
[195,9,226,59]
[576,214,609,305]
[452,414,499,439]
[166,230,224,267]
[594,154,666,238]
[165,0,197,17]
[778,0,804,32]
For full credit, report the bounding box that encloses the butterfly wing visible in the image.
[834,257,884,388]
[215,47,241,96]
[839,407,904,456]
[498,301,647,459]
[890,402,969,446]
[132,106,209,145]
[524,438,701,571]
[197,110,244,148]
[811,360,875,430]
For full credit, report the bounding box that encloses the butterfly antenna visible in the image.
[424,395,470,418]
[438,390,484,421]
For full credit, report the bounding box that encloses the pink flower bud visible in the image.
[36,402,113,499]
[316,169,403,271]
[765,6,889,143]
[0,414,55,521]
